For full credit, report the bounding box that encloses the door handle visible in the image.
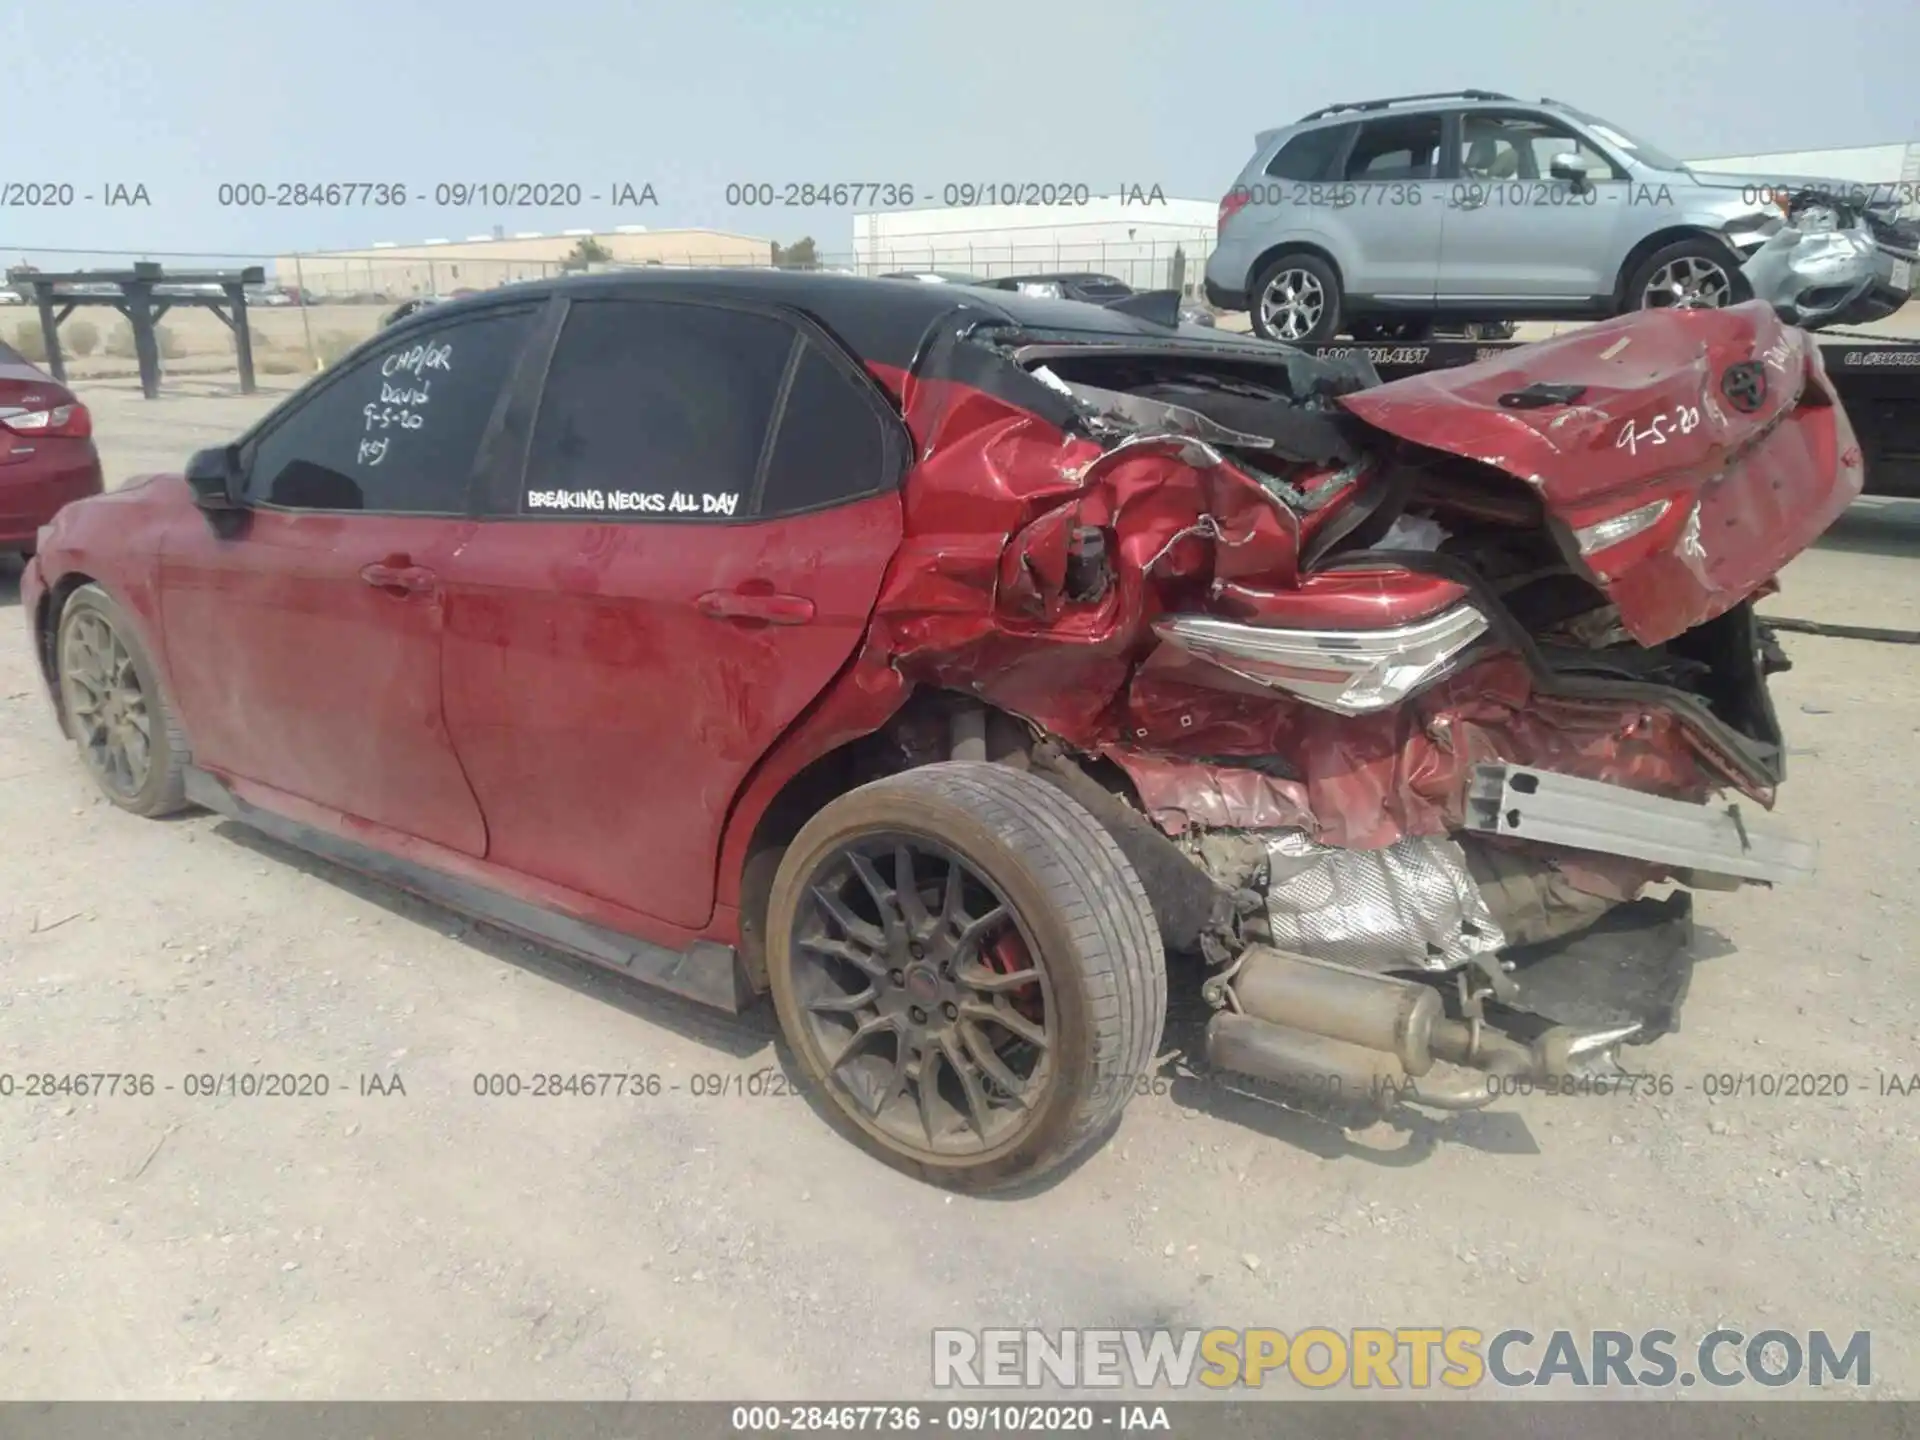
[696,588,815,625]
[1449,196,1485,210]
[360,559,438,596]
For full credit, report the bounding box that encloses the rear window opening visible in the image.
[1264,124,1354,182]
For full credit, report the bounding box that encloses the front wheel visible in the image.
[56,584,190,817]
[1249,254,1342,344]
[1626,238,1750,312]
[766,762,1166,1193]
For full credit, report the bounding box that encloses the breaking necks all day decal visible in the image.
[523,488,742,517]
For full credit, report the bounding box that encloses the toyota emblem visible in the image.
[1721,361,1768,413]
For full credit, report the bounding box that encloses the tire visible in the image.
[55,583,190,817]
[1249,253,1342,344]
[766,761,1167,1193]
[1625,237,1750,313]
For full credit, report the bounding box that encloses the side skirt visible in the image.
[183,768,755,1014]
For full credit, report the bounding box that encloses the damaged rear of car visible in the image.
[851,290,1855,1118]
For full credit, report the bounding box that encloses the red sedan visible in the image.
[18,272,1850,1191]
[0,341,101,558]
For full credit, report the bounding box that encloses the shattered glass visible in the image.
[1263,830,1509,972]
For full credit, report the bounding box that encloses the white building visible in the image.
[852,196,1218,294]
[1687,142,1920,223]
[1685,141,1920,188]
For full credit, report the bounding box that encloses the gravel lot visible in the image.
[2,366,1917,1401]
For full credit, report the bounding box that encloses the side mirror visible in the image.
[1549,153,1598,187]
[185,444,245,511]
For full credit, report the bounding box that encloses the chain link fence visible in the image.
[2,238,1225,382]
[273,242,1218,302]
[6,240,1217,303]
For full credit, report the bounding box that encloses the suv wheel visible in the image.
[1250,254,1342,343]
[1627,239,1748,312]
[766,762,1166,1193]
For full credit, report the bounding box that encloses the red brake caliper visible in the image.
[984,929,1046,1027]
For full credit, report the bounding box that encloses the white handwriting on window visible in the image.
[363,403,426,433]
[380,341,453,380]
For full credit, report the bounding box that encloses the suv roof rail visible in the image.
[1297,89,1513,122]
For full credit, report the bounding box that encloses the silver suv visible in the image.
[1205,89,1917,342]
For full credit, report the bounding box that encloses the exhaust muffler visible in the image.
[1207,1011,1411,1101]
[1231,945,1442,1076]
[1206,945,1627,1111]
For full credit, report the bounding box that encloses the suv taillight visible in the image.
[0,401,92,439]
[1218,187,1251,236]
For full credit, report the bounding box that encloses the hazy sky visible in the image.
[6,0,1916,263]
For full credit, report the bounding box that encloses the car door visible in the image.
[1330,113,1449,302]
[438,294,910,929]
[158,304,539,854]
[1436,109,1632,301]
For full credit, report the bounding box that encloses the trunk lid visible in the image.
[1335,301,1862,645]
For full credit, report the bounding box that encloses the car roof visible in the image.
[1273,93,1568,140]
[379,268,1287,372]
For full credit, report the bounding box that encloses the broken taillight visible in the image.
[1218,189,1252,236]
[1153,603,1490,716]
[0,401,92,439]
[1570,498,1672,557]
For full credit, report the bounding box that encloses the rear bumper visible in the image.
[1203,240,1252,314]
[1204,278,1248,312]
[0,448,104,548]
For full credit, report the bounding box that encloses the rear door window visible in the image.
[515,297,904,522]
[521,299,793,520]
[244,308,533,514]
[1343,115,1444,180]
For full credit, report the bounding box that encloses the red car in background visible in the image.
[0,341,101,558]
[17,272,1853,1192]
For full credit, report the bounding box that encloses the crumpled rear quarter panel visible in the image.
[843,329,1768,851]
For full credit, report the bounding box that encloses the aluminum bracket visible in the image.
[1463,764,1816,885]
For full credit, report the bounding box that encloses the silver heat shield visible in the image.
[1263,831,1509,973]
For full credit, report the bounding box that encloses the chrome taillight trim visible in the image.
[1152,602,1490,715]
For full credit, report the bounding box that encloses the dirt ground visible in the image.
[2,367,1918,1402]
